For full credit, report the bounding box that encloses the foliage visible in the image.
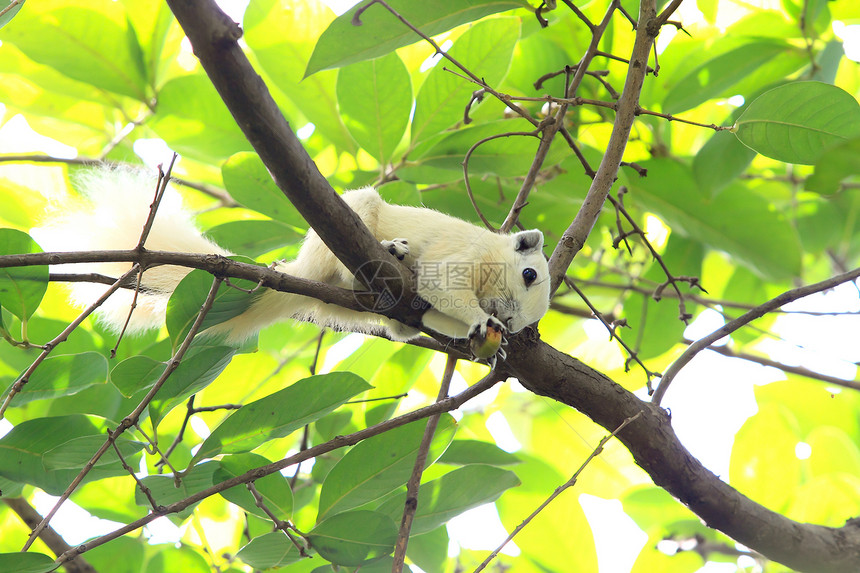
[0,0,859,572]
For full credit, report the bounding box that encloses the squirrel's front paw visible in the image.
[468,316,506,339]
[381,238,409,261]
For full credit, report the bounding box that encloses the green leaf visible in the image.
[317,415,457,521]
[663,40,792,114]
[244,0,355,153]
[237,531,301,569]
[631,533,704,573]
[0,414,125,494]
[0,474,24,498]
[621,486,698,534]
[110,354,164,398]
[308,510,398,567]
[71,477,146,524]
[145,545,211,573]
[412,18,520,144]
[165,268,259,351]
[206,220,301,258]
[787,473,860,527]
[134,462,218,520]
[494,455,597,572]
[111,346,236,416]
[149,345,237,426]
[2,352,108,406]
[306,0,525,75]
[337,52,412,164]
[0,229,48,322]
[405,527,449,573]
[624,159,801,279]
[806,426,860,478]
[755,375,860,439]
[621,234,704,360]
[693,129,756,198]
[0,552,56,573]
[729,403,802,513]
[805,137,860,195]
[409,120,566,177]
[734,81,860,164]
[436,439,521,466]
[221,152,307,229]
[42,434,143,470]
[191,372,371,464]
[794,196,842,254]
[120,0,182,90]
[0,43,114,144]
[0,0,148,101]
[149,73,253,162]
[215,453,294,520]
[74,535,145,573]
[0,0,24,30]
[377,465,520,535]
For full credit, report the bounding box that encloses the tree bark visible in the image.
[504,333,860,572]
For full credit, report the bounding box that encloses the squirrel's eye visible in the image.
[522,268,537,286]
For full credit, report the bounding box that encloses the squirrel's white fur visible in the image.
[35,168,551,345]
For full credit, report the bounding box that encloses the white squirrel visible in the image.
[35,168,551,350]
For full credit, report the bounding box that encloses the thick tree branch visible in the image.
[503,335,860,573]
[163,0,425,328]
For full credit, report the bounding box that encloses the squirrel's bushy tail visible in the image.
[32,167,229,334]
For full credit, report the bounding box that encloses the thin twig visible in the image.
[606,190,704,324]
[474,412,642,572]
[22,276,224,550]
[686,339,860,392]
[289,331,325,488]
[563,277,661,390]
[462,131,540,231]
[547,0,659,291]
[136,156,178,249]
[654,0,686,28]
[3,497,97,573]
[500,0,619,233]
[110,268,144,358]
[652,266,860,405]
[51,372,504,568]
[0,154,238,206]
[392,355,458,572]
[247,482,308,556]
[109,428,162,511]
[0,0,22,20]
[355,0,536,127]
[0,265,141,420]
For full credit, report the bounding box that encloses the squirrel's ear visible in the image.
[513,230,544,253]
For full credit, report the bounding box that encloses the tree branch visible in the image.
[0,250,374,316]
[503,335,860,573]
[3,497,98,573]
[547,0,659,292]
[653,265,860,405]
[51,373,504,568]
[163,0,425,328]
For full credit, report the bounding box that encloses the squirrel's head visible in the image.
[478,229,551,333]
